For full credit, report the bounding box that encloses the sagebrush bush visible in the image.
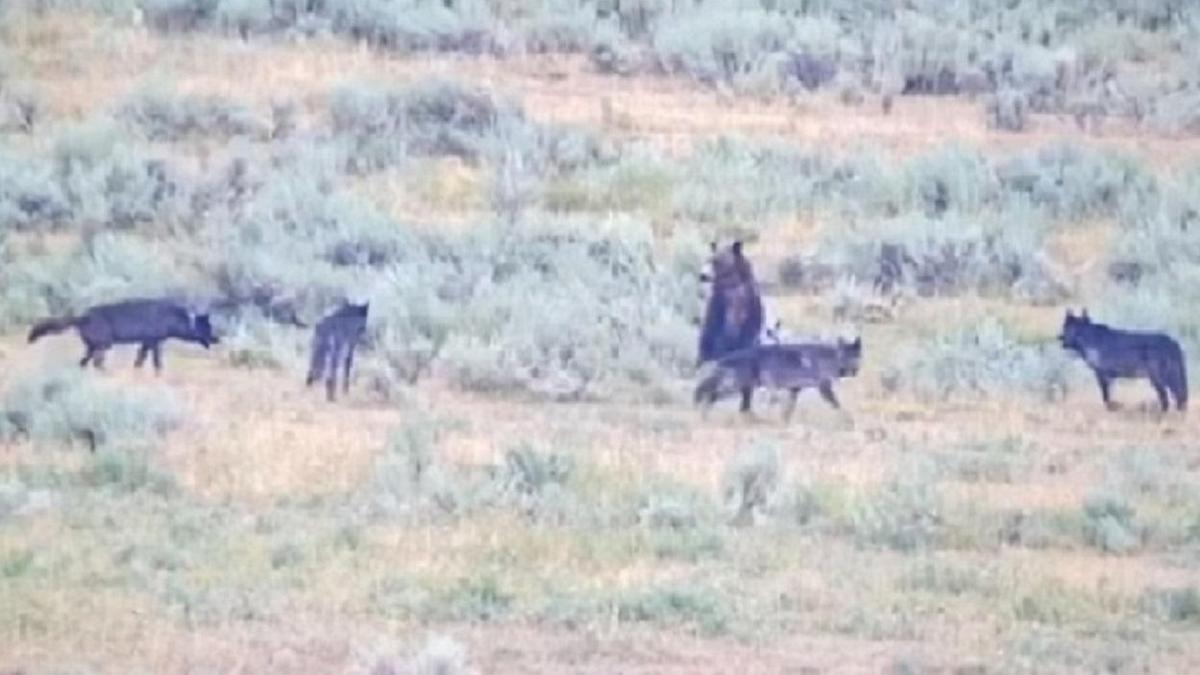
[118,84,266,141]
[1082,490,1143,555]
[818,212,1061,300]
[0,367,182,451]
[849,472,944,552]
[885,317,1072,402]
[329,77,517,171]
[50,120,192,232]
[0,150,68,231]
[721,440,782,526]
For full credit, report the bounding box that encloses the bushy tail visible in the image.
[27,316,79,343]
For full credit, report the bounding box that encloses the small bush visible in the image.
[615,584,730,636]
[721,440,781,526]
[850,471,943,552]
[1,368,183,452]
[0,151,68,231]
[118,84,266,141]
[985,88,1028,132]
[1082,490,1143,555]
[637,482,712,532]
[329,78,516,171]
[1141,586,1200,624]
[652,10,791,85]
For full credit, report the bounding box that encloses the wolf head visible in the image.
[340,301,370,318]
[193,313,218,348]
[1058,308,1092,353]
[835,337,863,377]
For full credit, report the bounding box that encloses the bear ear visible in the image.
[731,241,743,257]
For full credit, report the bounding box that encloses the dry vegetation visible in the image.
[3,4,1200,673]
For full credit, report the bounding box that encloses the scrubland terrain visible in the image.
[2,2,1200,672]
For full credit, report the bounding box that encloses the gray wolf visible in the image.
[306,301,369,402]
[697,241,764,366]
[27,298,218,372]
[694,338,863,421]
[1058,309,1187,412]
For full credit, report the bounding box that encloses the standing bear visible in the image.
[697,241,764,366]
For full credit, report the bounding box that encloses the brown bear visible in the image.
[697,241,764,366]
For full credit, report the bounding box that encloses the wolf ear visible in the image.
[1081,308,1090,321]
[731,241,744,257]
[709,241,718,253]
[1065,308,1075,319]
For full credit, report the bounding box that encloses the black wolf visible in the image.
[694,338,863,421]
[1058,309,1188,412]
[27,298,218,372]
[306,301,369,402]
[698,241,765,366]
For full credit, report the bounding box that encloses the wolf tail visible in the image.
[27,316,80,343]
[694,366,736,408]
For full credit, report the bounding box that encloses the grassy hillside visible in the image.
[2,2,1200,672]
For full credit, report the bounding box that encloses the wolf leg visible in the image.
[305,338,327,388]
[79,347,94,368]
[739,386,761,422]
[325,344,340,402]
[818,381,841,409]
[1148,372,1171,412]
[342,344,355,394]
[91,348,108,371]
[151,343,163,374]
[1094,372,1116,410]
[783,389,800,422]
[134,343,151,368]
